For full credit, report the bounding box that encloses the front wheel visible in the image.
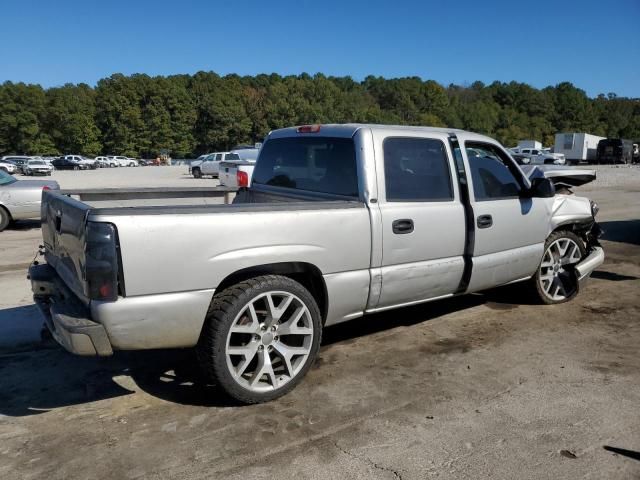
[197,275,322,404]
[192,168,202,179]
[530,230,586,304]
[0,207,10,232]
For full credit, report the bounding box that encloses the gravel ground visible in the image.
[581,164,640,190]
[0,165,638,479]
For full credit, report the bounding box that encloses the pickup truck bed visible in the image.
[34,186,371,354]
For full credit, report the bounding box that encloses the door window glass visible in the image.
[466,143,521,200]
[383,137,453,201]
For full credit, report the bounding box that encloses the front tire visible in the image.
[0,206,11,232]
[197,275,322,404]
[192,168,202,179]
[530,230,586,304]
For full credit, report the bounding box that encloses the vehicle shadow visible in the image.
[0,292,501,415]
[8,219,41,231]
[598,220,640,246]
[590,270,639,281]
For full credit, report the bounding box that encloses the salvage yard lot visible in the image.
[1,165,639,479]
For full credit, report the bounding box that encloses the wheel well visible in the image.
[214,262,328,323]
[551,221,593,243]
[0,204,11,219]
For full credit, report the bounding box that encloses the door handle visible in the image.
[392,219,414,234]
[477,214,493,229]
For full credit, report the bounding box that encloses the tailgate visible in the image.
[41,190,91,302]
[219,161,237,187]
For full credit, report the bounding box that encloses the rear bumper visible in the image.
[29,264,113,356]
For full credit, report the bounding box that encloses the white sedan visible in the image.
[23,159,53,176]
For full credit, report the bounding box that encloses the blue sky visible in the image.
[1,0,639,97]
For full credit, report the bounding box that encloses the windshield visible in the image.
[252,137,358,197]
[0,169,17,186]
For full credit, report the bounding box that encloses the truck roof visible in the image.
[268,123,497,143]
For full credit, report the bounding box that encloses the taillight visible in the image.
[85,222,119,301]
[42,186,50,191]
[297,124,321,133]
[237,170,249,187]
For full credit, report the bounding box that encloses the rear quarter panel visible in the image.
[92,204,372,298]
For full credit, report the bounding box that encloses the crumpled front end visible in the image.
[551,193,604,283]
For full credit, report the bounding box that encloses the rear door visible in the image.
[457,136,550,292]
[372,131,466,310]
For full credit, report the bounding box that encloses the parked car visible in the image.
[95,156,118,168]
[29,124,604,404]
[190,152,235,178]
[1,156,31,173]
[59,155,97,169]
[52,157,87,170]
[137,159,153,166]
[515,148,566,165]
[218,158,256,188]
[596,138,634,164]
[0,168,59,231]
[0,160,18,174]
[110,155,137,167]
[23,159,53,176]
[187,154,209,174]
[215,148,261,185]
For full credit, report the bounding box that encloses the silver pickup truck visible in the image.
[29,124,604,404]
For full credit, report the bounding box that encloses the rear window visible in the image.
[226,153,240,160]
[252,137,358,197]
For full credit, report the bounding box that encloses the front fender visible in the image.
[549,194,593,231]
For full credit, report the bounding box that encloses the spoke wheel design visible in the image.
[225,291,314,393]
[538,237,583,301]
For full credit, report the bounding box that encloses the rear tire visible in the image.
[197,275,322,404]
[529,230,586,304]
[0,206,11,232]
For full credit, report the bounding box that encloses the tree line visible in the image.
[0,72,638,158]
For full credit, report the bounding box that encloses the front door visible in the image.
[372,131,467,310]
[458,137,551,292]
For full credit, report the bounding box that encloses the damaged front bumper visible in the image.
[575,247,605,282]
[575,221,605,284]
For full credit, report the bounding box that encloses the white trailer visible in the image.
[517,140,542,150]
[554,133,606,164]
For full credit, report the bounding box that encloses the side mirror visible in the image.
[526,177,555,198]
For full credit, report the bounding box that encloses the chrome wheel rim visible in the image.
[225,291,314,393]
[539,238,583,301]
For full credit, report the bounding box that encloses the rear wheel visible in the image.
[0,206,11,232]
[197,275,322,404]
[530,230,586,304]
[192,168,202,179]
